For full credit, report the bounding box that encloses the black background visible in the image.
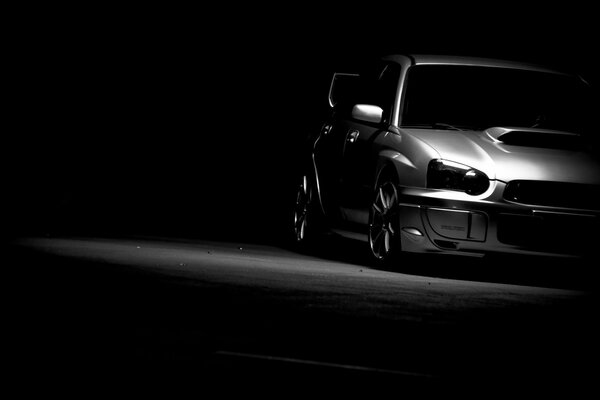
[6,5,599,244]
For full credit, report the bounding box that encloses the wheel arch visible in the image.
[374,160,399,189]
[373,150,415,190]
[310,153,326,215]
[374,143,438,191]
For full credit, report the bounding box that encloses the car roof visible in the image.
[384,54,569,75]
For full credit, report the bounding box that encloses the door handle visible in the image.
[346,130,360,143]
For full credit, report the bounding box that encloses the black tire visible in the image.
[292,171,322,249]
[368,174,402,266]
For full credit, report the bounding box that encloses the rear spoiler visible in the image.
[328,72,359,108]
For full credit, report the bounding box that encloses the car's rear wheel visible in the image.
[368,177,401,264]
[293,173,319,246]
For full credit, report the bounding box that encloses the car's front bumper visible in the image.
[398,181,600,258]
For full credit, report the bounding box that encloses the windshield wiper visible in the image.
[432,123,463,131]
[401,123,465,131]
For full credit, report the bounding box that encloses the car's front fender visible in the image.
[374,131,440,189]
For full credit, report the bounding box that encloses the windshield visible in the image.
[401,65,594,134]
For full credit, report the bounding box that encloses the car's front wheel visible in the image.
[368,177,401,264]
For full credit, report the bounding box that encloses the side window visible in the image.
[331,73,362,115]
[356,62,401,124]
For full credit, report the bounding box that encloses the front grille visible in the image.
[504,181,600,210]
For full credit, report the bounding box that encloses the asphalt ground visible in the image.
[5,236,598,397]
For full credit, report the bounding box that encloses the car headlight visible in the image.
[427,159,490,195]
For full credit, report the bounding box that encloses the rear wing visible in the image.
[328,72,360,108]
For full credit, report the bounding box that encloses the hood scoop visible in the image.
[485,127,582,149]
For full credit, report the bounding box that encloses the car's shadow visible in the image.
[285,234,597,292]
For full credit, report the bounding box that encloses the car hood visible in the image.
[403,127,600,184]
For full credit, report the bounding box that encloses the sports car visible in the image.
[294,54,600,262]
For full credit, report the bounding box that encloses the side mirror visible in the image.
[352,104,383,124]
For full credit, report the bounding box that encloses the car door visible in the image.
[338,63,402,226]
[312,115,350,221]
[312,74,361,222]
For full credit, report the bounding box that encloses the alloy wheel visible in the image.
[294,174,312,242]
[369,181,400,260]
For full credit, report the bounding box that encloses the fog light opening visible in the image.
[434,240,459,250]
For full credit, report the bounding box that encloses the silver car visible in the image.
[294,54,600,262]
